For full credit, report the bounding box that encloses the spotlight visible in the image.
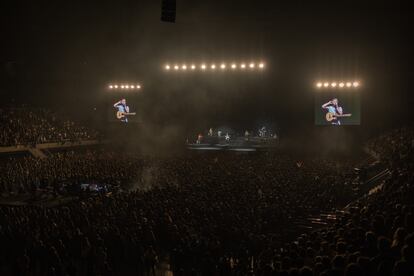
[258,63,265,68]
[174,65,179,70]
[353,81,359,87]
[109,85,113,89]
[231,64,237,69]
[240,64,246,69]
[201,64,206,70]
[220,64,226,69]
[323,82,329,87]
[130,85,135,89]
[339,83,345,88]
[346,82,352,87]
[191,65,196,70]
[137,85,141,89]
[249,63,255,68]
[316,82,322,88]
[114,85,118,89]
[331,82,337,87]
[121,85,125,89]
[211,64,216,69]
[125,85,129,89]
[165,65,170,70]
[182,65,187,70]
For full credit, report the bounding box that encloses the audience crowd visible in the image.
[0,126,413,275]
[0,107,99,146]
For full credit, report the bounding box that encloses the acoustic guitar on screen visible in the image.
[325,112,352,122]
[116,111,136,119]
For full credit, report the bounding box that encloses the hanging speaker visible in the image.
[161,0,176,23]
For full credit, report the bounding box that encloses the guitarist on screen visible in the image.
[322,98,351,125]
[114,98,131,123]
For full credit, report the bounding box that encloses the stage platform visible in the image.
[187,136,279,152]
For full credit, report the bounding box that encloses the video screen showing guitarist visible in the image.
[113,98,135,123]
[321,98,351,125]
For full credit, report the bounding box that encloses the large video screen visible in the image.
[107,94,140,123]
[315,91,360,125]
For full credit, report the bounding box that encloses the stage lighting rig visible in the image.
[316,80,361,89]
[108,83,142,90]
[163,61,265,72]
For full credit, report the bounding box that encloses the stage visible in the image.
[187,136,279,152]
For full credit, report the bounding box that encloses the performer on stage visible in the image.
[322,98,343,125]
[197,133,203,144]
[114,99,130,123]
[225,133,231,142]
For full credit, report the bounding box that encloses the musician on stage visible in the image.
[322,98,343,125]
[114,99,130,123]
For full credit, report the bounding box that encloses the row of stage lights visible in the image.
[316,81,360,88]
[164,62,265,71]
[108,84,141,90]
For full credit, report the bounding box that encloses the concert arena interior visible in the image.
[1,1,413,276]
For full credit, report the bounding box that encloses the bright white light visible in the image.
[240,64,246,69]
[249,63,255,68]
[201,64,206,70]
[121,85,125,89]
[109,85,113,89]
[353,81,359,87]
[323,82,329,87]
[130,85,135,89]
[331,82,337,87]
[346,82,352,87]
[211,64,216,69]
[339,83,345,88]
[137,85,141,89]
[165,65,170,70]
[258,63,265,68]
[182,65,187,70]
[114,85,118,89]
[231,64,237,69]
[220,64,226,69]
[191,65,196,70]
[125,85,129,89]
[174,65,179,70]
[316,82,322,88]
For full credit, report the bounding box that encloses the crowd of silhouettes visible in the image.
[0,126,413,276]
[0,107,99,146]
